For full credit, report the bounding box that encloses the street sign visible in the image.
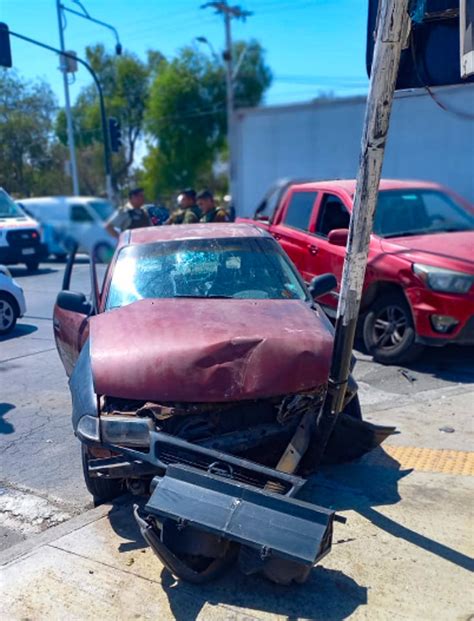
[367,0,474,89]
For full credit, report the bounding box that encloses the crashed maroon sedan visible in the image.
[53,223,393,584]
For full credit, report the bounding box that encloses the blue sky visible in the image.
[1,0,370,107]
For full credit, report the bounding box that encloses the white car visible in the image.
[0,265,26,335]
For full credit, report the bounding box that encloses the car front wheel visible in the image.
[0,294,18,335]
[363,292,424,364]
[81,444,124,504]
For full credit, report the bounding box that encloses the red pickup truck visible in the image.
[239,179,474,364]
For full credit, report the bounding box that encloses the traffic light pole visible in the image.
[7,29,113,203]
[56,0,80,196]
[308,0,411,468]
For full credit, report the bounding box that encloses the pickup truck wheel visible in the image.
[0,294,18,335]
[363,293,423,364]
[81,444,124,504]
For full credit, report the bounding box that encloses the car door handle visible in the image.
[53,319,61,331]
[307,244,318,255]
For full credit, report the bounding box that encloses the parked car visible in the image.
[53,223,392,584]
[0,188,48,272]
[0,264,26,335]
[239,179,474,364]
[18,196,116,260]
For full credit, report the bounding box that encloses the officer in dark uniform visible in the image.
[197,190,229,223]
[167,189,202,224]
[105,187,151,238]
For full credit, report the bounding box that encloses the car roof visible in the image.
[19,196,108,205]
[291,178,445,195]
[124,223,271,247]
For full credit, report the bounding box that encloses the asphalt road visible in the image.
[1,261,473,551]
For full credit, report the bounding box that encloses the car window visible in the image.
[374,189,474,238]
[106,237,309,309]
[316,194,350,238]
[0,189,27,219]
[282,191,317,231]
[71,205,94,223]
[88,200,114,221]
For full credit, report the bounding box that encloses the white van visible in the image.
[18,196,116,259]
[0,188,47,271]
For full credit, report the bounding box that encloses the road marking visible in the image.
[365,445,474,476]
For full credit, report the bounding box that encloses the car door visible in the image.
[308,191,352,310]
[269,189,319,281]
[68,203,95,252]
[53,246,95,376]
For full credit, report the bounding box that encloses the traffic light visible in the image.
[109,117,122,153]
[0,22,12,68]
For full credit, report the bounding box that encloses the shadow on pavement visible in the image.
[9,267,58,278]
[354,338,474,385]
[0,402,15,434]
[0,323,38,342]
[308,449,474,572]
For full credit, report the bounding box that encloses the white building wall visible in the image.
[235,84,474,216]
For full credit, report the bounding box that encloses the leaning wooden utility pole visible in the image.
[309,0,411,467]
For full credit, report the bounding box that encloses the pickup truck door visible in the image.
[53,247,97,376]
[269,189,319,281]
[306,192,352,310]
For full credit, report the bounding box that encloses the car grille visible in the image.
[6,229,40,247]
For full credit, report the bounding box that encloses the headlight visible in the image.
[413,264,474,294]
[100,416,154,447]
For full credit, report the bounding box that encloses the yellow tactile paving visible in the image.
[365,445,474,476]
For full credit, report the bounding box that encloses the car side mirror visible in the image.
[56,291,92,315]
[328,228,349,246]
[309,273,337,299]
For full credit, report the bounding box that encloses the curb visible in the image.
[0,494,130,567]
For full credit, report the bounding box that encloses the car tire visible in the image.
[81,444,124,504]
[363,292,424,364]
[0,293,18,335]
[25,259,40,272]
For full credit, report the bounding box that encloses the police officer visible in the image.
[167,189,202,224]
[105,187,151,238]
[197,190,229,223]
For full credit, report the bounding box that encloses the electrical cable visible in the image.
[409,27,474,121]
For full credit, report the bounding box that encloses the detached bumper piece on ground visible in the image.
[111,420,393,585]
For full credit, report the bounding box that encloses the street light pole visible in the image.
[56,0,80,196]
[223,11,235,204]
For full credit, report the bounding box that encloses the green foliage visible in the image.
[143,39,272,195]
[56,44,151,193]
[0,70,69,197]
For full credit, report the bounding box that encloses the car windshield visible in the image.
[0,189,27,219]
[88,200,114,221]
[106,237,309,309]
[373,189,474,238]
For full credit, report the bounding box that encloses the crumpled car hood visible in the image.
[90,298,333,402]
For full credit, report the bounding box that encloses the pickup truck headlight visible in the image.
[413,264,474,294]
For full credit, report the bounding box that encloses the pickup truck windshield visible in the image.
[107,237,309,309]
[88,200,114,221]
[374,189,474,238]
[0,189,27,219]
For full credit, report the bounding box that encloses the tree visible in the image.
[142,39,272,197]
[0,70,68,196]
[56,44,151,193]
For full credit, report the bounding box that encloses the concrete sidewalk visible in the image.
[1,390,473,620]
